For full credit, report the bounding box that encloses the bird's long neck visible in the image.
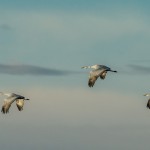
[82,66,91,69]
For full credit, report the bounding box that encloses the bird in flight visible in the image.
[81,64,117,87]
[144,93,150,109]
[0,92,29,114]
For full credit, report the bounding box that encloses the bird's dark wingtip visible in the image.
[88,81,94,87]
[147,104,150,109]
[1,107,9,114]
[146,100,150,109]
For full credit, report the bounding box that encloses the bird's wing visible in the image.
[3,93,24,105]
[4,96,19,104]
[1,96,18,114]
[99,69,107,79]
[88,69,105,87]
[16,99,24,111]
[88,75,98,87]
[147,99,150,109]
[90,69,107,78]
[0,92,20,99]
[3,93,14,97]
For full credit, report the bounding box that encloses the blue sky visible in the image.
[0,1,150,150]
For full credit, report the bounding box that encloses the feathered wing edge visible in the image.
[88,76,98,87]
[16,99,24,111]
[88,70,107,87]
[147,99,150,109]
[1,103,11,114]
[99,70,107,80]
[16,104,23,111]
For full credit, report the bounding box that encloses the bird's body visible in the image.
[0,92,29,114]
[144,93,150,109]
[82,64,114,71]
[82,64,117,87]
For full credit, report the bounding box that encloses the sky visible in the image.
[0,0,150,150]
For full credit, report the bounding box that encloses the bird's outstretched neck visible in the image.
[81,66,91,69]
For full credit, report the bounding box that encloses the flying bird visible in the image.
[81,64,117,87]
[0,92,29,114]
[144,93,150,109]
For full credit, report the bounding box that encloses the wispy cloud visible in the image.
[128,64,150,74]
[0,64,80,76]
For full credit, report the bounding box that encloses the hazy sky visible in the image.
[0,1,150,150]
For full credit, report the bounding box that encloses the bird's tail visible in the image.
[109,70,117,73]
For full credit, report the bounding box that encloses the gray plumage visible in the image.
[88,69,107,87]
[144,94,150,109]
[16,99,24,111]
[0,92,29,114]
[82,64,117,87]
[147,99,150,109]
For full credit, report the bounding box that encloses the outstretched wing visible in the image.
[147,99,150,109]
[88,75,98,87]
[1,100,12,114]
[88,69,107,87]
[16,99,24,111]
[1,96,18,114]
[99,70,107,79]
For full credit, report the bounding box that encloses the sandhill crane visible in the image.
[0,92,29,114]
[144,93,150,109]
[81,64,117,87]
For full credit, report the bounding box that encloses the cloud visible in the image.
[128,64,150,74]
[0,63,80,76]
[0,24,12,30]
